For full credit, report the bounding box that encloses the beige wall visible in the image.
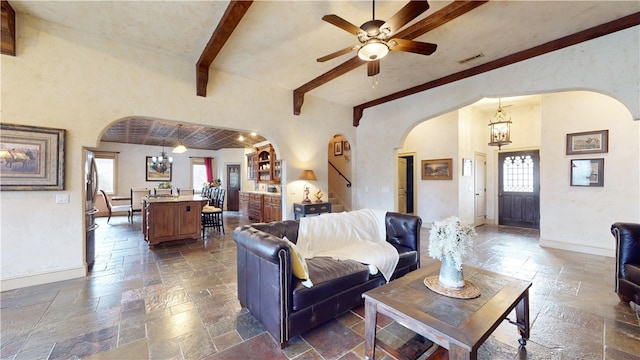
[539,91,640,255]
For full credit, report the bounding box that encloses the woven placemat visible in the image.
[423,276,481,299]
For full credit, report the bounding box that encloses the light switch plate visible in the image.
[56,194,69,204]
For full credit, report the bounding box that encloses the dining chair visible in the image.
[99,190,130,224]
[129,188,150,222]
[177,188,194,195]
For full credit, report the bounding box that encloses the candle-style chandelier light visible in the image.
[488,98,512,150]
[150,141,173,174]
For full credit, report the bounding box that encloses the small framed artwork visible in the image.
[0,123,65,190]
[146,156,172,182]
[422,158,453,180]
[343,140,351,151]
[570,158,604,187]
[333,141,343,156]
[462,158,472,177]
[566,130,608,155]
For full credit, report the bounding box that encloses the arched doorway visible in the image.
[328,135,352,212]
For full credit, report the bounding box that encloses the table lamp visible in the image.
[298,169,317,204]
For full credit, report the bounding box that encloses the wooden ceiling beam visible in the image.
[196,1,253,97]
[1,0,16,56]
[352,12,640,126]
[293,0,487,115]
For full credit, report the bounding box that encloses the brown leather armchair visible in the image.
[611,222,640,304]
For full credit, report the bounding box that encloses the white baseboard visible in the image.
[1,266,86,291]
[539,238,614,258]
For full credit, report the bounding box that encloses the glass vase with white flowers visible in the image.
[428,216,476,288]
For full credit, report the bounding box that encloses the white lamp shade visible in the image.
[358,41,389,61]
[172,143,187,154]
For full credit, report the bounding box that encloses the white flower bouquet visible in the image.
[158,182,172,189]
[428,216,476,270]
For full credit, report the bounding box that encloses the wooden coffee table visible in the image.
[363,263,531,360]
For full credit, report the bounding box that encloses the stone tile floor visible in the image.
[1,212,639,359]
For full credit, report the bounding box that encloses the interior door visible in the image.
[398,157,407,213]
[474,153,486,226]
[498,150,540,229]
[227,164,240,211]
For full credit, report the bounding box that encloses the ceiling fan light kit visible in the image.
[358,39,389,61]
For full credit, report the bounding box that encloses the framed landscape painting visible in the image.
[566,130,608,155]
[146,156,172,181]
[422,158,453,180]
[0,123,65,190]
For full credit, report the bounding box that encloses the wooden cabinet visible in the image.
[242,192,281,222]
[247,144,280,184]
[293,202,332,219]
[263,194,281,223]
[247,154,257,180]
[239,192,249,216]
[272,160,281,183]
[143,197,206,248]
[248,193,263,222]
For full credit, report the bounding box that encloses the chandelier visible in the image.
[488,99,512,150]
[150,142,173,174]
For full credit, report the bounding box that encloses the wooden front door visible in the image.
[227,164,240,211]
[498,150,540,229]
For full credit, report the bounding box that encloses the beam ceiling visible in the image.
[197,1,253,97]
[352,12,640,126]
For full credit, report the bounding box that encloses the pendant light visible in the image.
[488,99,512,150]
[173,124,187,154]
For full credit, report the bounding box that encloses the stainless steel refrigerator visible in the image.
[85,150,99,270]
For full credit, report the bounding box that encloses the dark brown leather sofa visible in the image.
[233,212,421,348]
[611,222,640,304]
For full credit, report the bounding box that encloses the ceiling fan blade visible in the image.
[381,0,430,35]
[389,38,437,55]
[322,14,362,35]
[367,60,380,77]
[316,46,357,62]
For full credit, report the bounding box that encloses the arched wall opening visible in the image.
[397,90,639,257]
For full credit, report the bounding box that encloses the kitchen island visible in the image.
[142,195,208,248]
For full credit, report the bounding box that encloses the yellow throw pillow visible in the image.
[282,236,313,288]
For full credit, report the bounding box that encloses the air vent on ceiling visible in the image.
[458,53,484,65]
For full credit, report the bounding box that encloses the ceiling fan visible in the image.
[317,0,437,76]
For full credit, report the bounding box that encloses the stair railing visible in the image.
[328,161,352,188]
